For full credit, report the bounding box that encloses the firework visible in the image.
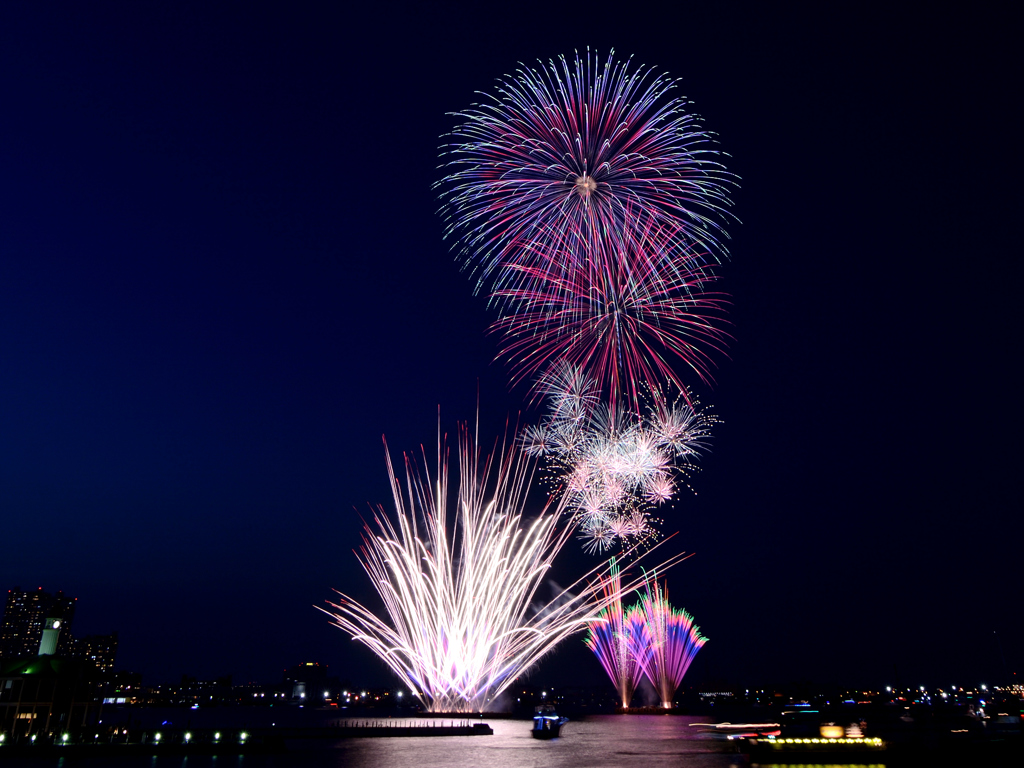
[583,559,644,708]
[632,573,707,708]
[437,50,737,408]
[437,49,737,297]
[323,422,689,712]
[492,224,729,412]
[524,362,716,552]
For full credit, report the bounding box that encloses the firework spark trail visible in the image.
[632,573,707,708]
[437,50,737,409]
[583,558,643,708]
[323,423,691,713]
[491,211,730,408]
[524,362,717,552]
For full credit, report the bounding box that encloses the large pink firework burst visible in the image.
[492,216,730,410]
[437,50,737,408]
[437,49,736,297]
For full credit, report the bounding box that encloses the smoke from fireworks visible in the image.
[323,422,689,712]
[523,362,717,552]
[437,49,737,409]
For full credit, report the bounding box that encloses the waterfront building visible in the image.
[73,633,118,675]
[284,661,328,702]
[0,657,100,739]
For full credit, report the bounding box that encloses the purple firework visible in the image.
[631,573,707,708]
[437,50,737,409]
[492,213,730,408]
[583,559,643,708]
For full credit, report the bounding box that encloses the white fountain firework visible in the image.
[324,422,688,713]
[523,363,717,553]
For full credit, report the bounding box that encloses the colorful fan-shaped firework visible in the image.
[631,573,707,708]
[584,559,644,708]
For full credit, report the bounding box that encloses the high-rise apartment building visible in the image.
[74,633,118,674]
[0,588,76,659]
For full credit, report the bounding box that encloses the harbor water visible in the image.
[1,714,1019,767]
[0,715,738,768]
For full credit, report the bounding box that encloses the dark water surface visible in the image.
[292,716,740,768]
[8,714,1007,767]
[1,716,746,768]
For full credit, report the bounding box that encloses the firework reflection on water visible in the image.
[327,716,738,768]
[86,716,736,768]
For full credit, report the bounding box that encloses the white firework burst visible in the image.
[324,421,689,711]
[524,363,717,551]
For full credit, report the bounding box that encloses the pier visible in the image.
[0,719,494,757]
[281,719,494,738]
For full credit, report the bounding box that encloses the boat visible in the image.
[532,704,568,739]
[741,709,885,758]
[689,721,781,738]
[745,734,886,758]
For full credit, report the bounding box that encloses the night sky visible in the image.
[1,4,1020,691]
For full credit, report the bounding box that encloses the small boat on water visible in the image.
[532,704,568,739]
[690,722,781,738]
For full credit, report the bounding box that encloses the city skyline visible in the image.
[2,584,1015,699]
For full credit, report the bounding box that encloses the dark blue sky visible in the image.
[1,3,1020,689]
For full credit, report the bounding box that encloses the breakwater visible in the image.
[282,719,493,738]
[0,719,494,757]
